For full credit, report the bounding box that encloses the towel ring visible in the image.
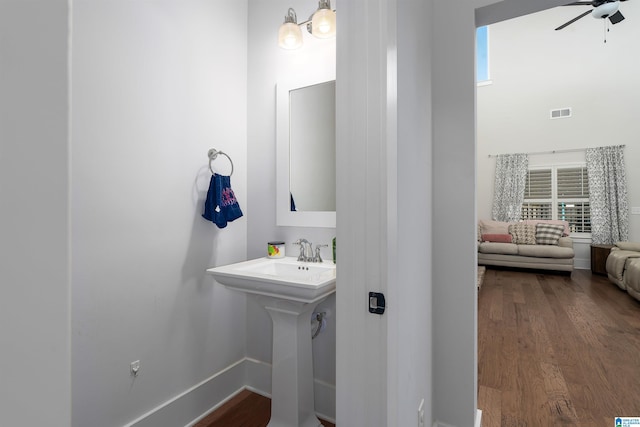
[208,148,234,176]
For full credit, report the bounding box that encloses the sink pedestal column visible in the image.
[261,296,326,427]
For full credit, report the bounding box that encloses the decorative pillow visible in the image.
[508,223,537,245]
[523,219,570,237]
[479,219,511,235]
[482,234,513,243]
[535,223,564,245]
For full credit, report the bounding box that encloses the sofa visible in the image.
[605,242,640,302]
[477,219,575,272]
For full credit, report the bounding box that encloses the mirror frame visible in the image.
[276,72,336,228]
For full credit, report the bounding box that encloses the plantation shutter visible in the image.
[557,167,589,198]
[522,169,552,220]
[557,167,590,233]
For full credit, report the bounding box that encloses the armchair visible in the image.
[606,242,640,301]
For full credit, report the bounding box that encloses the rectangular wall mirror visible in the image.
[276,75,336,228]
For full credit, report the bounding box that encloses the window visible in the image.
[521,165,591,234]
[476,26,490,83]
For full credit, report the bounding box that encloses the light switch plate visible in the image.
[631,207,640,215]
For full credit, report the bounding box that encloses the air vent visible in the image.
[550,107,572,119]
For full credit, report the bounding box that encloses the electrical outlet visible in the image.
[418,398,425,427]
[631,207,640,215]
[130,360,140,377]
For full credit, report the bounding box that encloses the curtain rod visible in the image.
[487,145,625,158]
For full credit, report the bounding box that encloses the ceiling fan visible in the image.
[555,0,628,31]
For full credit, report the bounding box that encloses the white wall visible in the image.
[391,2,434,426]
[0,2,71,426]
[431,1,479,424]
[477,2,640,242]
[71,2,248,426]
[246,0,337,419]
[334,1,394,424]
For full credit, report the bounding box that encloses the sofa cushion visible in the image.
[479,219,511,235]
[615,242,640,252]
[535,223,564,245]
[481,233,512,243]
[478,253,574,271]
[517,244,574,259]
[478,242,519,255]
[523,219,570,236]
[508,223,537,245]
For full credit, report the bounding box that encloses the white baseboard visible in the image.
[432,409,482,427]
[124,359,246,427]
[123,357,336,427]
[185,386,247,427]
[244,357,336,423]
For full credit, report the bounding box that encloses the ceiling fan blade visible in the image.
[555,9,593,30]
[563,1,594,5]
[608,10,625,23]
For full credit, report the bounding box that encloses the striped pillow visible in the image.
[535,223,564,245]
[508,223,537,245]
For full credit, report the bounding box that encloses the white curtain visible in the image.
[586,145,629,244]
[491,153,529,222]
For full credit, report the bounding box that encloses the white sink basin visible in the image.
[206,257,336,303]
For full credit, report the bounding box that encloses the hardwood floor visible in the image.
[193,268,639,426]
[194,389,335,427]
[478,268,640,426]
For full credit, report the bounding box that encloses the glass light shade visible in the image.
[278,22,303,49]
[311,8,336,39]
[592,2,619,19]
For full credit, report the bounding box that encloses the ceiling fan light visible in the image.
[592,1,619,19]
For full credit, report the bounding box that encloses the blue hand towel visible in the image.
[202,174,243,228]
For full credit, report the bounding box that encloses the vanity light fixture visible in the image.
[311,0,337,39]
[278,8,303,49]
[278,0,336,49]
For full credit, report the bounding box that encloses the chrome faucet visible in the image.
[294,239,329,263]
[313,244,328,263]
[294,238,314,262]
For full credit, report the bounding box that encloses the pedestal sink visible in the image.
[207,257,336,427]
